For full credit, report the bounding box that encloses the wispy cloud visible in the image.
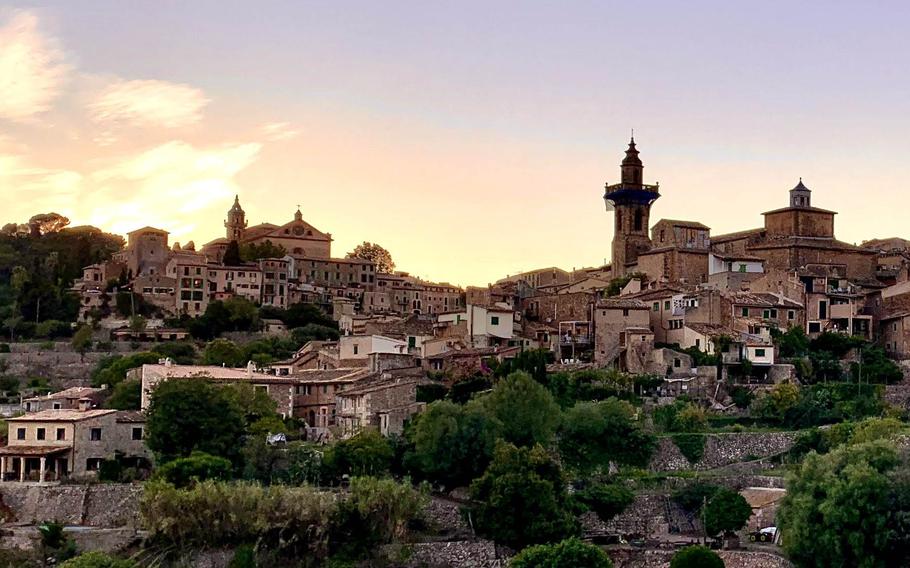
[262,121,300,142]
[87,140,262,236]
[89,79,209,136]
[0,10,70,122]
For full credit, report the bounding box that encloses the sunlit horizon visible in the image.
[4,2,910,287]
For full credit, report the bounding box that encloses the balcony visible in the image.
[830,303,856,319]
[560,334,592,346]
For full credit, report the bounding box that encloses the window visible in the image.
[53,402,61,410]
[622,308,629,317]
[808,322,821,333]
[695,338,701,349]
[755,349,766,357]
[652,302,659,312]
[86,458,103,471]
[16,428,25,440]
[353,344,359,355]
[90,428,102,441]
[322,385,328,394]
[741,307,749,317]
[763,309,770,319]
[664,301,671,310]
[738,264,747,273]
[788,310,796,321]
[56,428,66,441]
[674,358,681,368]
[36,428,45,440]
[491,316,500,325]
[132,427,143,441]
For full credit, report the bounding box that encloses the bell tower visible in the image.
[225,195,247,241]
[603,137,660,277]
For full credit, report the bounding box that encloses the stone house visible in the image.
[0,409,150,483]
[592,298,653,371]
[336,371,425,437]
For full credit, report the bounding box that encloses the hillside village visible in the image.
[2,140,910,566]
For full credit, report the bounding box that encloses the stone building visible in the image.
[0,409,150,483]
[115,227,170,278]
[336,370,425,437]
[592,298,653,370]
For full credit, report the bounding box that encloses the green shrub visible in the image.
[670,545,724,568]
[140,480,336,557]
[323,429,393,481]
[671,433,706,464]
[153,452,233,488]
[729,386,754,409]
[574,483,635,522]
[672,483,721,512]
[510,537,613,567]
[704,488,751,536]
[60,551,137,568]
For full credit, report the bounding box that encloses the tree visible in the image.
[470,441,578,549]
[90,352,161,388]
[346,241,395,273]
[559,399,656,473]
[202,338,246,367]
[771,325,810,358]
[405,399,501,489]
[240,240,287,262]
[106,378,141,410]
[779,440,910,568]
[145,379,246,465]
[28,213,70,236]
[751,382,800,422]
[574,482,635,522]
[480,372,561,447]
[670,546,724,568]
[71,325,94,361]
[128,315,147,334]
[3,315,22,343]
[703,488,752,537]
[222,240,242,266]
[510,537,613,568]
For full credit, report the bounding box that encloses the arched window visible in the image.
[634,209,643,232]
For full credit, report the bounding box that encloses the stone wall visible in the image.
[609,548,793,568]
[0,483,142,527]
[649,432,798,471]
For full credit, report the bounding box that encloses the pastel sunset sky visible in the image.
[3,2,910,286]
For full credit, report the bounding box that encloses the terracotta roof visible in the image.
[762,205,836,216]
[0,445,71,456]
[597,298,649,310]
[654,219,711,230]
[115,411,146,423]
[710,228,765,243]
[23,387,104,404]
[9,409,116,422]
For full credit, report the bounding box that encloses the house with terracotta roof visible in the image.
[0,408,150,483]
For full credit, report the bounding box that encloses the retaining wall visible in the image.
[649,432,798,471]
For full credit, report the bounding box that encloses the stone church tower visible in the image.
[225,195,247,241]
[604,138,661,277]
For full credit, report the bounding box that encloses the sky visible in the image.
[3,2,910,287]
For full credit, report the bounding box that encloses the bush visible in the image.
[323,429,393,481]
[510,537,613,567]
[672,483,721,512]
[671,433,706,464]
[670,545,724,568]
[153,452,234,488]
[729,386,754,409]
[60,551,136,568]
[0,344,9,353]
[331,477,427,558]
[653,400,706,433]
[559,399,656,474]
[480,371,561,447]
[141,480,336,557]
[574,482,634,522]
